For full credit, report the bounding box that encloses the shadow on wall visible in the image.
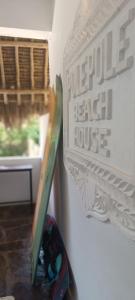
[53,129,70,240]
[53,130,78,300]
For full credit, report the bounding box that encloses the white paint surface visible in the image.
[63,0,135,239]
[0,157,41,203]
[0,27,52,40]
[0,0,54,31]
[49,0,135,299]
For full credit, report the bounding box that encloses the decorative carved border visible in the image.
[63,0,135,239]
[64,0,129,67]
[65,152,135,201]
[65,152,135,240]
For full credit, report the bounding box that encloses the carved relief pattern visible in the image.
[66,154,135,239]
[64,0,129,66]
[63,0,135,239]
[66,154,135,204]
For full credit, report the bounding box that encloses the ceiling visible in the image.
[0,37,50,126]
[0,0,55,31]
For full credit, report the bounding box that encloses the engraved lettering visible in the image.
[96,41,104,84]
[84,127,91,150]
[104,31,116,79]
[116,8,135,74]
[98,89,112,120]
[89,49,95,90]
[91,128,99,153]
[99,128,111,157]
[74,126,111,156]
[74,89,112,123]
[81,56,89,93]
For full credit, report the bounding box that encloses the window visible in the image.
[0,116,40,157]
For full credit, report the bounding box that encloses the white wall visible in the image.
[49,1,135,300]
[0,0,55,31]
[0,157,41,203]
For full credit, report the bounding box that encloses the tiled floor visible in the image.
[0,205,49,300]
